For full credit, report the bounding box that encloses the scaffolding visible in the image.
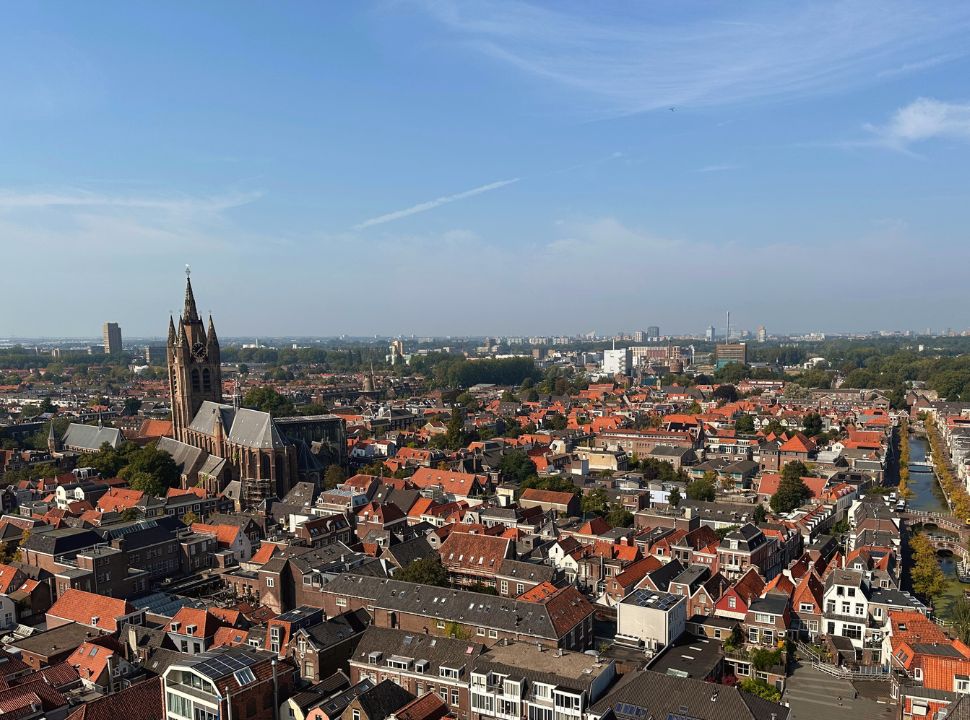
[241,475,273,510]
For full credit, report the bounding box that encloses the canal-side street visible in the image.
[903,432,966,619]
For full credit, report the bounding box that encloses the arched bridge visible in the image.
[903,511,970,543]
[924,536,970,563]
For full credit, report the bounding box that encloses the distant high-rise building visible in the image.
[102,322,122,355]
[144,344,167,365]
[603,348,632,376]
[715,342,747,367]
[647,326,660,340]
[632,330,645,343]
[705,325,716,342]
[757,325,767,343]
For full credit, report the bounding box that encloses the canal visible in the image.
[905,433,965,617]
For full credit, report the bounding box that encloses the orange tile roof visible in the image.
[47,588,134,632]
[191,522,241,547]
[66,641,115,682]
[170,607,223,638]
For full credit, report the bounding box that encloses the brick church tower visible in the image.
[168,269,223,442]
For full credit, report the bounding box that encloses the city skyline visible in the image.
[3,2,970,336]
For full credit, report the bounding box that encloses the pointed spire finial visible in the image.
[183,268,199,322]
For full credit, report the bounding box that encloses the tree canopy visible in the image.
[769,461,812,514]
[396,556,450,587]
[497,451,538,486]
[686,473,717,502]
[243,386,296,416]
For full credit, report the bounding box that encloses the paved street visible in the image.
[783,663,896,720]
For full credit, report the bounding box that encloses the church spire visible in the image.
[207,314,219,348]
[183,266,200,323]
[168,315,177,345]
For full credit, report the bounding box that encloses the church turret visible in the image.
[47,420,59,455]
[167,315,177,346]
[207,315,220,358]
[183,269,200,323]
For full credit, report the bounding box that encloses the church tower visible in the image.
[168,269,223,442]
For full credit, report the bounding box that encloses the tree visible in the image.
[120,443,180,490]
[119,508,140,522]
[735,414,756,433]
[126,470,165,498]
[445,409,468,449]
[712,384,739,403]
[909,534,947,603]
[396,556,449,587]
[769,461,812,514]
[544,414,568,431]
[687,473,716,502]
[324,465,347,490]
[498,451,538,484]
[951,596,970,645]
[582,489,610,516]
[243,386,296,416]
[802,412,824,437]
[181,510,199,526]
[122,398,142,416]
[606,505,634,528]
[753,504,767,524]
[738,678,781,703]
[667,486,682,508]
[518,475,578,498]
[39,396,56,414]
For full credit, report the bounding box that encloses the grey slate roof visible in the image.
[61,423,122,451]
[495,559,556,584]
[227,408,287,449]
[326,574,589,640]
[590,669,789,720]
[357,680,416,719]
[383,536,435,568]
[352,626,485,678]
[157,436,207,476]
[187,401,236,436]
[23,527,100,555]
[312,679,375,718]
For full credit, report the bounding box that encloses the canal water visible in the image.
[906,433,965,616]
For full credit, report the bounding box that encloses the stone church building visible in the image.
[159,273,344,509]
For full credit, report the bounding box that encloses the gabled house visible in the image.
[714,568,766,621]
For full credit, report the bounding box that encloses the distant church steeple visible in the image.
[168,268,223,442]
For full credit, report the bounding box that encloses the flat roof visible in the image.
[649,634,723,679]
[621,589,683,611]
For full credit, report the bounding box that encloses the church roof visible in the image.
[61,423,122,451]
[227,408,288,449]
[188,401,236,436]
[157,437,207,475]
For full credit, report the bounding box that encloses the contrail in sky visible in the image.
[353,178,519,230]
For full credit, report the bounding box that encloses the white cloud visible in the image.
[352,178,519,230]
[415,1,970,117]
[0,189,259,213]
[864,97,970,149]
[695,164,740,173]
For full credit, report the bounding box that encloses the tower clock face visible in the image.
[191,341,207,361]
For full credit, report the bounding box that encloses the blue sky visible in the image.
[3,1,970,338]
